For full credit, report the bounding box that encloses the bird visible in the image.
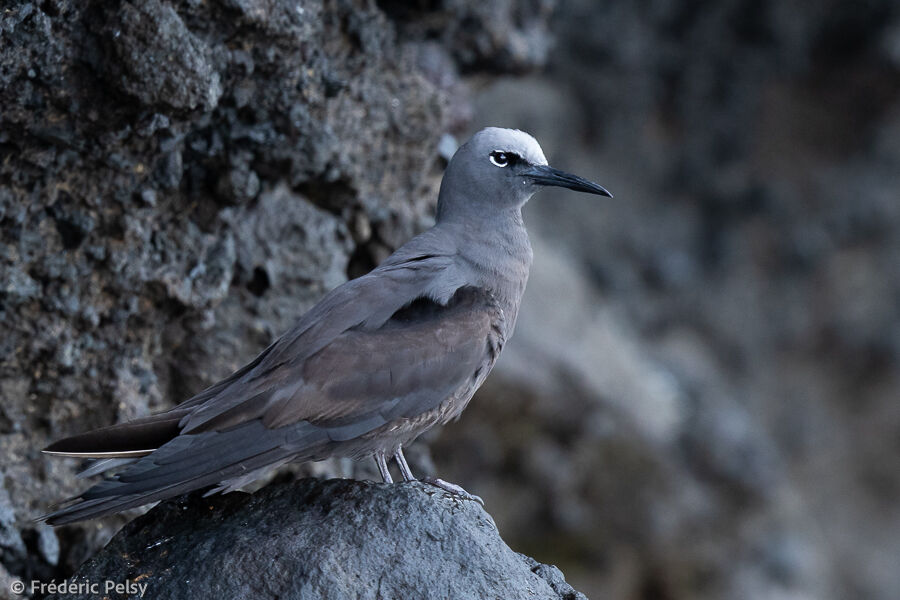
[40,127,611,525]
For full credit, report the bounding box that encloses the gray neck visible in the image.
[439,208,533,331]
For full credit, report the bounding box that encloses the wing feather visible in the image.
[183,286,498,434]
[178,243,483,435]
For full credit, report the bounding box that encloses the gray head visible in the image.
[436,127,612,223]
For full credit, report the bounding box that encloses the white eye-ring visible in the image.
[489,151,510,167]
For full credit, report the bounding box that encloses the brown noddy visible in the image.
[40,127,611,525]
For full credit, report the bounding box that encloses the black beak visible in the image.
[524,164,613,198]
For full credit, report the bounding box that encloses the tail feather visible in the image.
[43,410,188,458]
[39,420,329,525]
[39,447,293,525]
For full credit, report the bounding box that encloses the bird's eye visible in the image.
[489,151,512,168]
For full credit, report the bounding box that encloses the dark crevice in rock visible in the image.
[246,266,270,297]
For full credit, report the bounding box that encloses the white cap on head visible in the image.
[473,127,548,166]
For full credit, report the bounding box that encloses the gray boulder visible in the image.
[47,479,586,600]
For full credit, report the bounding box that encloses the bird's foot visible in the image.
[420,478,484,505]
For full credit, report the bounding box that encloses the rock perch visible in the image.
[47,478,587,600]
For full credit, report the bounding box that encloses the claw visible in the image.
[391,447,483,504]
[420,477,484,505]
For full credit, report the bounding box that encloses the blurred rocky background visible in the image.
[2,1,899,599]
[433,1,900,599]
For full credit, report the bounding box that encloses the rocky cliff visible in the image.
[0,0,554,591]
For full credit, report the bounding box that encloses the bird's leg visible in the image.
[374,451,393,483]
[392,446,416,482]
[393,446,483,505]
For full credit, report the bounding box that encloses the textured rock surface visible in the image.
[46,479,586,600]
[432,1,900,599]
[0,0,553,589]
